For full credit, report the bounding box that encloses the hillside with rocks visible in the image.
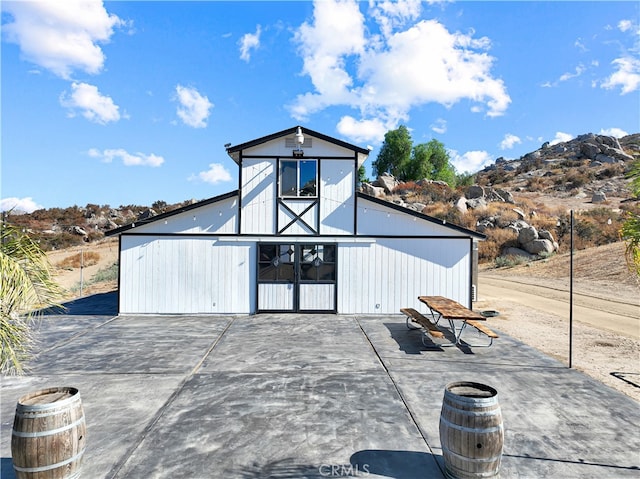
[361,132,639,262]
[3,132,639,264]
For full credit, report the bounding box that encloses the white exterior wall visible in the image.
[337,238,471,314]
[245,136,352,158]
[129,196,238,235]
[120,236,255,314]
[278,199,317,234]
[320,159,355,235]
[357,197,464,237]
[241,158,275,234]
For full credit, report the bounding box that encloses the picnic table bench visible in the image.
[401,296,499,347]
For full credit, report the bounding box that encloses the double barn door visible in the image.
[257,243,337,313]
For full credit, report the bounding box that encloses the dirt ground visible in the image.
[479,241,639,401]
[48,239,639,401]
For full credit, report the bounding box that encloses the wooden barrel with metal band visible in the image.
[11,387,86,479]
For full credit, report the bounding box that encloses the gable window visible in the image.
[280,159,317,197]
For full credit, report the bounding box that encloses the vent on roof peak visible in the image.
[285,137,312,148]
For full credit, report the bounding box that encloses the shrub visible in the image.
[56,251,101,269]
[494,255,529,268]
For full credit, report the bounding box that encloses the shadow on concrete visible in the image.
[39,291,118,316]
[384,323,442,355]
[234,458,328,478]
[350,449,441,478]
[1,458,16,479]
[233,450,440,479]
[384,323,476,355]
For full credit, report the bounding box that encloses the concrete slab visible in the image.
[2,299,639,479]
[358,316,640,478]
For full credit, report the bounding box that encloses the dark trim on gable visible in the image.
[356,192,486,240]
[226,126,369,163]
[105,190,239,237]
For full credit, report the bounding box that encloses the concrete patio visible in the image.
[1,292,639,478]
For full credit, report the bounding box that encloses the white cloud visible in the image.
[2,0,125,79]
[174,85,213,128]
[239,25,261,62]
[499,133,521,150]
[543,64,586,88]
[601,56,640,94]
[558,64,586,82]
[59,82,121,124]
[289,1,510,142]
[89,148,164,167]
[618,19,633,33]
[430,118,447,134]
[599,127,628,138]
[0,197,43,214]
[336,116,391,144]
[370,0,422,39]
[449,150,493,174]
[549,132,574,146]
[189,163,232,185]
[600,18,640,94]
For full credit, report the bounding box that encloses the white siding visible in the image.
[357,198,467,237]
[300,284,335,311]
[258,283,294,310]
[278,199,317,234]
[320,159,355,235]
[120,236,255,314]
[129,197,238,235]
[337,238,471,314]
[241,159,275,234]
[245,135,354,158]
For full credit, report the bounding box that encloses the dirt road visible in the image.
[478,274,639,339]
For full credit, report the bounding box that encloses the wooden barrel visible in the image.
[439,381,503,479]
[11,387,86,479]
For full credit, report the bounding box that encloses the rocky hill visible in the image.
[361,133,639,262]
[4,133,639,262]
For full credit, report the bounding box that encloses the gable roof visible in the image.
[357,192,487,240]
[226,125,370,164]
[105,190,238,236]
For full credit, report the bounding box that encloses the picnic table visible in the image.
[400,296,498,347]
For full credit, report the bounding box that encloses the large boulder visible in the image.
[495,189,515,204]
[376,173,398,194]
[592,191,607,203]
[580,142,601,159]
[455,196,468,214]
[524,238,555,255]
[361,182,385,198]
[466,197,488,210]
[518,225,538,245]
[466,185,485,199]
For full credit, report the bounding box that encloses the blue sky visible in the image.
[1,0,639,212]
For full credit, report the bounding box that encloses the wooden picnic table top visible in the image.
[418,296,486,321]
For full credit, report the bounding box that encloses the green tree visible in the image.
[1,222,65,374]
[357,165,369,185]
[412,139,457,185]
[372,125,412,179]
[373,127,462,186]
[621,159,640,276]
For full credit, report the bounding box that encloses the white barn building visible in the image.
[107,126,484,315]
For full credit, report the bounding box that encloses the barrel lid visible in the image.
[18,387,79,407]
[446,381,497,399]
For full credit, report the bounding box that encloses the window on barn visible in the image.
[279,160,317,197]
[300,244,336,281]
[258,244,295,281]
